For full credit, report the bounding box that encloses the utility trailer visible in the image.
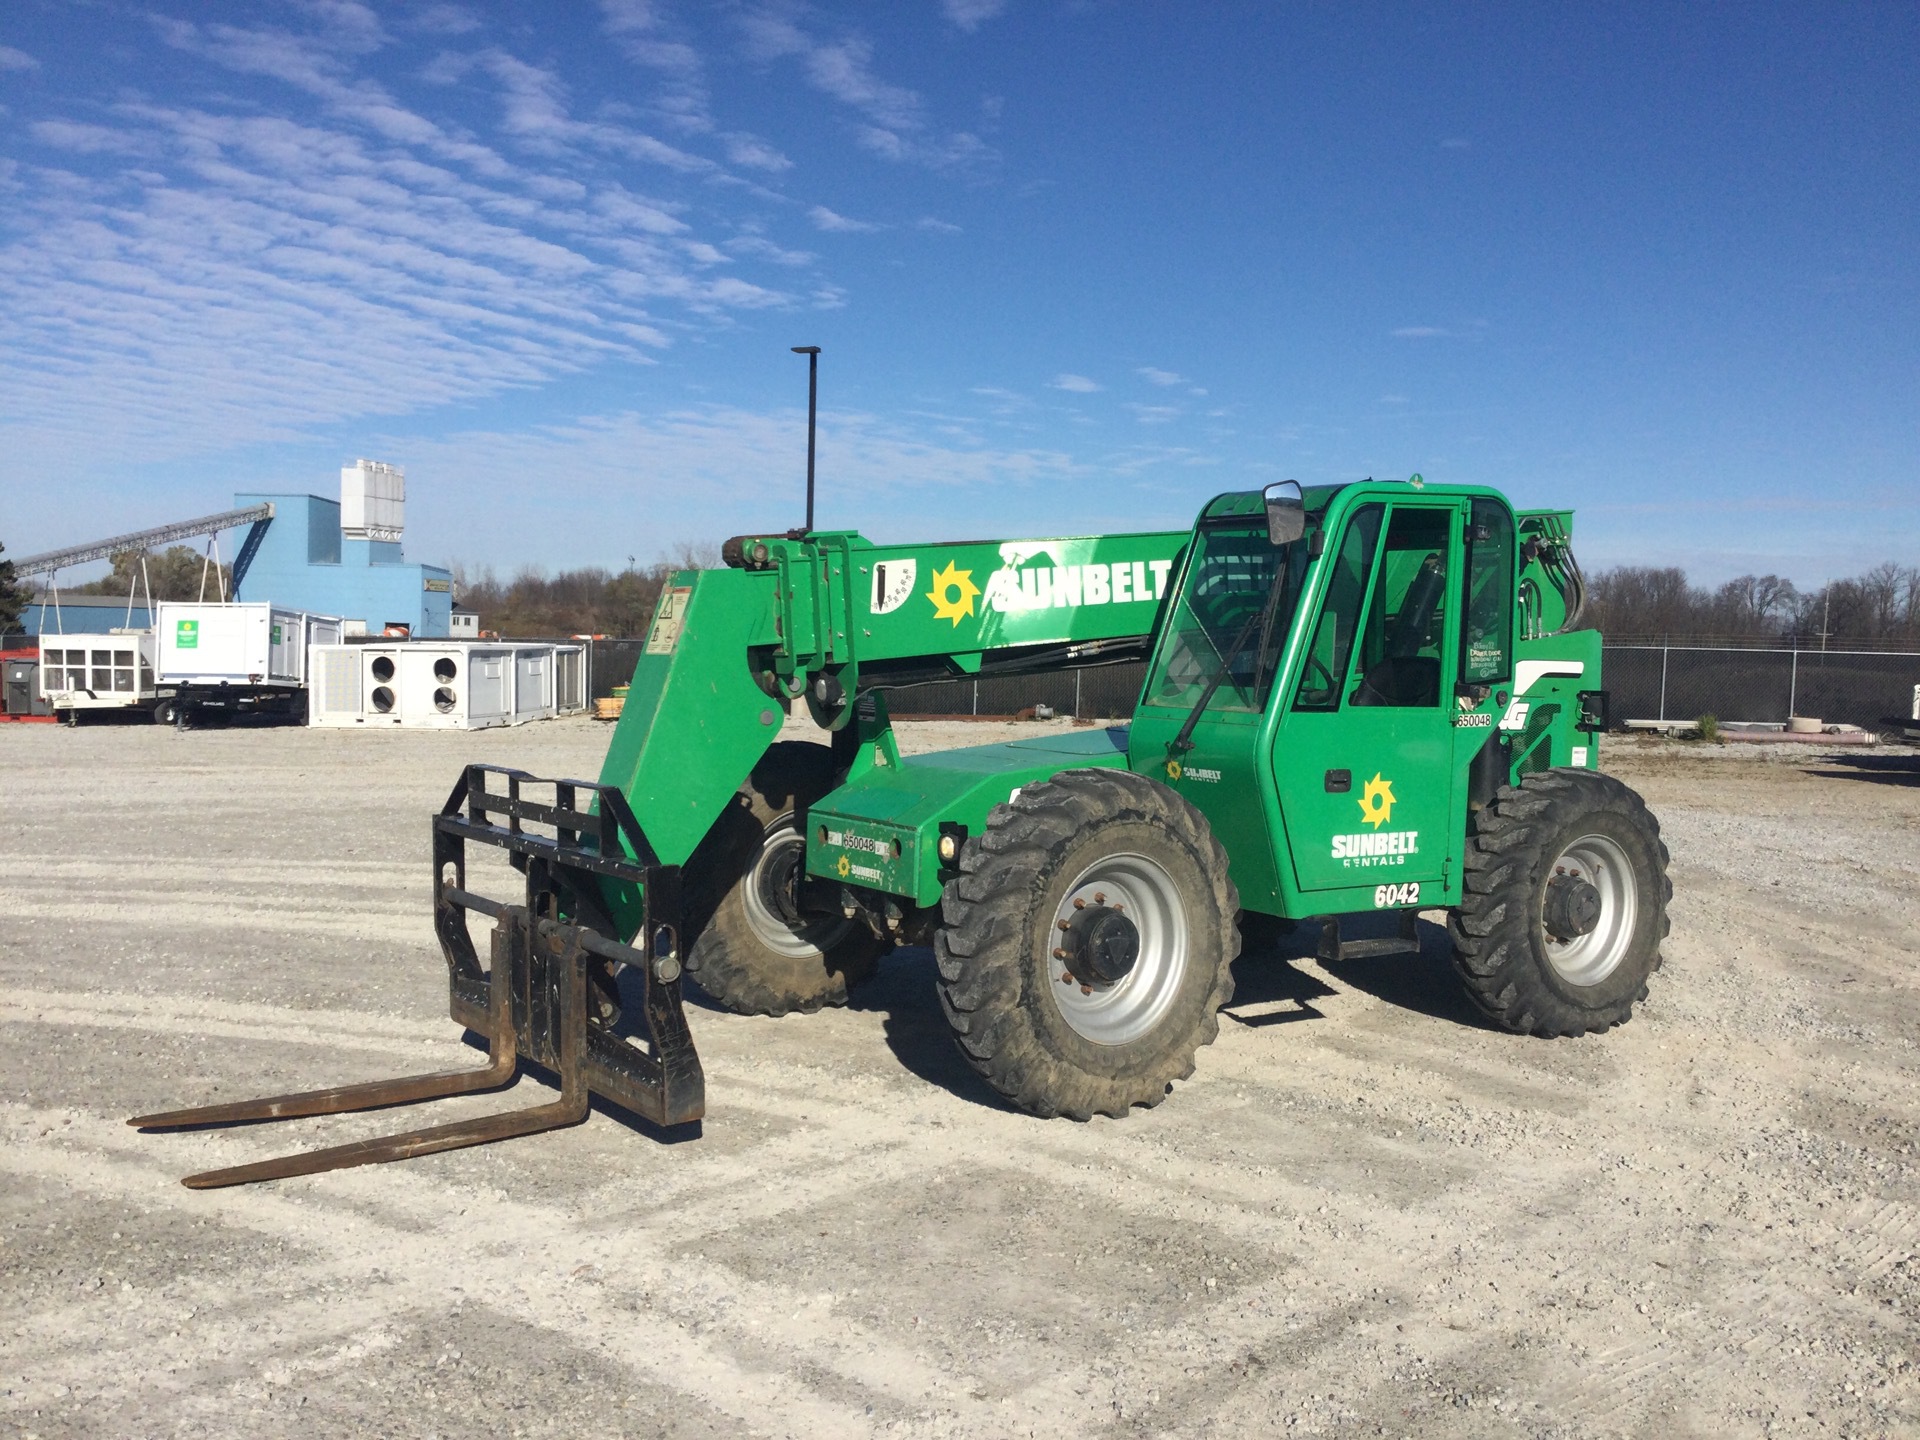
[38,632,172,722]
[307,642,586,729]
[138,481,1669,1189]
[154,602,342,726]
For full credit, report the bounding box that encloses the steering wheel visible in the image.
[1299,651,1339,701]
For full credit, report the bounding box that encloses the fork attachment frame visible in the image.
[130,765,703,1188]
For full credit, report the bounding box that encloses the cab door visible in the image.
[1273,500,1463,901]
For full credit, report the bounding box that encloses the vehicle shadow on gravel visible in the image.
[849,914,1498,1117]
[1235,915,1498,1032]
[1802,753,1920,787]
[852,947,1022,1112]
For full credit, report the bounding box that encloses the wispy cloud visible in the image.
[942,0,1012,32]
[1128,404,1181,424]
[411,6,485,37]
[1137,366,1184,386]
[0,45,41,71]
[808,204,879,233]
[1052,373,1102,394]
[392,403,1095,563]
[1392,326,1450,338]
[0,11,831,474]
[735,6,996,171]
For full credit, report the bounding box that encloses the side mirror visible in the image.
[1263,481,1306,546]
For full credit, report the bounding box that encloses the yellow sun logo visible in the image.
[1358,773,1396,829]
[927,561,980,626]
[1165,759,1183,781]
[835,854,851,878]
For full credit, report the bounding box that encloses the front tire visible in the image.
[682,742,887,1016]
[935,769,1239,1120]
[1449,768,1670,1035]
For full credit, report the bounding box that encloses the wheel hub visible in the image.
[1046,856,1189,1046]
[1060,903,1140,984]
[754,838,808,930]
[740,821,855,960]
[1543,869,1602,941]
[1538,833,1638,987]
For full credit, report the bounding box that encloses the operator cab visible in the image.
[1132,479,1520,918]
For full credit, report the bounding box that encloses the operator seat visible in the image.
[1352,553,1444,707]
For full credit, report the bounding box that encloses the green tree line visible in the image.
[65,546,236,603]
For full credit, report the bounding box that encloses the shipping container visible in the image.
[155,603,342,686]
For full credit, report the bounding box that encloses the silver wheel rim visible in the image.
[740,822,852,960]
[1047,852,1189,1046]
[1542,832,1637,987]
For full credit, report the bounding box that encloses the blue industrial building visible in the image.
[233,475,451,637]
[14,463,452,640]
[18,596,155,636]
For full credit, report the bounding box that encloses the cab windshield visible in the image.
[1142,517,1309,714]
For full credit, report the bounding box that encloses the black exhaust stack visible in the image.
[791,345,821,533]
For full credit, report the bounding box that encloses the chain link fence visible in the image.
[572,637,1917,730]
[879,663,1148,721]
[1604,645,1919,728]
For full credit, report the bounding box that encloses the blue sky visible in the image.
[1,1,1915,586]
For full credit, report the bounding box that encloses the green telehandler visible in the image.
[135,476,1668,1187]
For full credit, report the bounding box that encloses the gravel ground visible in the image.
[1,717,1915,1438]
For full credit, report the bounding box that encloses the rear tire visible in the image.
[1449,768,1669,1035]
[151,698,178,727]
[935,769,1239,1120]
[682,742,887,1016]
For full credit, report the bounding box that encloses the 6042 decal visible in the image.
[1372,881,1421,908]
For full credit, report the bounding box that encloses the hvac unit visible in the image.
[38,632,161,716]
[307,643,583,729]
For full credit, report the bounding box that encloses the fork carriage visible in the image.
[132,765,702,1189]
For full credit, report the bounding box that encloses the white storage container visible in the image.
[156,603,342,686]
[39,632,160,714]
[308,643,584,729]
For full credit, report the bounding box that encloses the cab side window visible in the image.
[1292,504,1383,711]
[1350,507,1451,708]
[1461,499,1515,685]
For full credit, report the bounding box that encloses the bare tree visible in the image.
[450,544,720,638]
[1708,574,1799,635]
